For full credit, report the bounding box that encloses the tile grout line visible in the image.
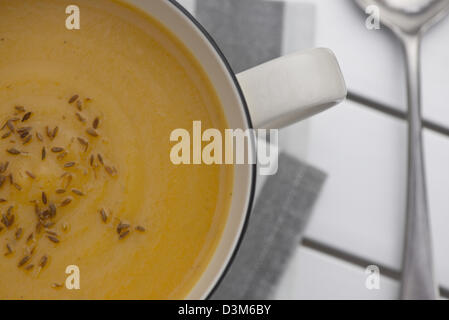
[301,237,449,299]
[347,91,449,137]
[301,237,400,280]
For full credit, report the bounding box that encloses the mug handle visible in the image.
[236,48,347,129]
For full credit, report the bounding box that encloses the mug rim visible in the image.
[166,0,257,300]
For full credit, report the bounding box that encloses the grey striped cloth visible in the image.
[178,0,325,300]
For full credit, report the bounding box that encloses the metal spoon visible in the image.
[355,0,449,300]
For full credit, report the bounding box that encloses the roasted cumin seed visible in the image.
[6,120,14,132]
[5,214,14,227]
[34,203,40,216]
[0,175,5,188]
[0,161,8,173]
[45,125,58,139]
[71,189,84,196]
[69,94,79,104]
[77,137,88,151]
[51,147,64,153]
[99,209,107,223]
[57,152,68,161]
[7,148,20,155]
[27,247,36,257]
[25,171,36,179]
[44,222,55,229]
[86,128,98,137]
[15,227,22,240]
[76,100,82,111]
[56,189,66,194]
[40,210,50,220]
[35,222,42,234]
[52,126,59,139]
[0,199,6,203]
[24,264,34,271]
[135,226,146,232]
[92,117,100,129]
[36,132,43,141]
[47,235,59,244]
[105,166,117,176]
[42,192,48,205]
[97,154,104,165]
[46,126,52,138]
[26,233,34,243]
[42,147,46,160]
[17,126,31,134]
[5,243,12,256]
[21,112,32,122]
[15,106,25,113]
[64,174,72,189]
[46,230,58,236]
[49,203,57,218]
[22,134,32,145]
[19,131,29,139]
[60,198,72,207]
[13,183,22,191]
[64,162,75,168]
[77,137,88,145]
[1,131,11,139]
[89,154,94,166]
[1,212,14,228]
[75,112,86,123]
[116,223,130,234]
[119,230,130,240]
[18,255,31,267]
[39,255,48,268]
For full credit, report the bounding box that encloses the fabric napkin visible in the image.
[212,153,326,300]
[195,0,316,72]
[182,0,325,299]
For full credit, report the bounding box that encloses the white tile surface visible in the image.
[302,100,407,270]
[425,129,449,288]
[272,246,400,299]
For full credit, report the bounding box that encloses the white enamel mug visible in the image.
[126,0,347,299]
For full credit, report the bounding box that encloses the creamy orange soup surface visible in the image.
[0,0,233,299]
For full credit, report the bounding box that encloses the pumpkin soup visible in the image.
[0,0,233,299]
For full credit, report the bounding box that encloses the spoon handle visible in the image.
[400,33,437,300]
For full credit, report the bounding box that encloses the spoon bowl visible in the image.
[356,0,449,34]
